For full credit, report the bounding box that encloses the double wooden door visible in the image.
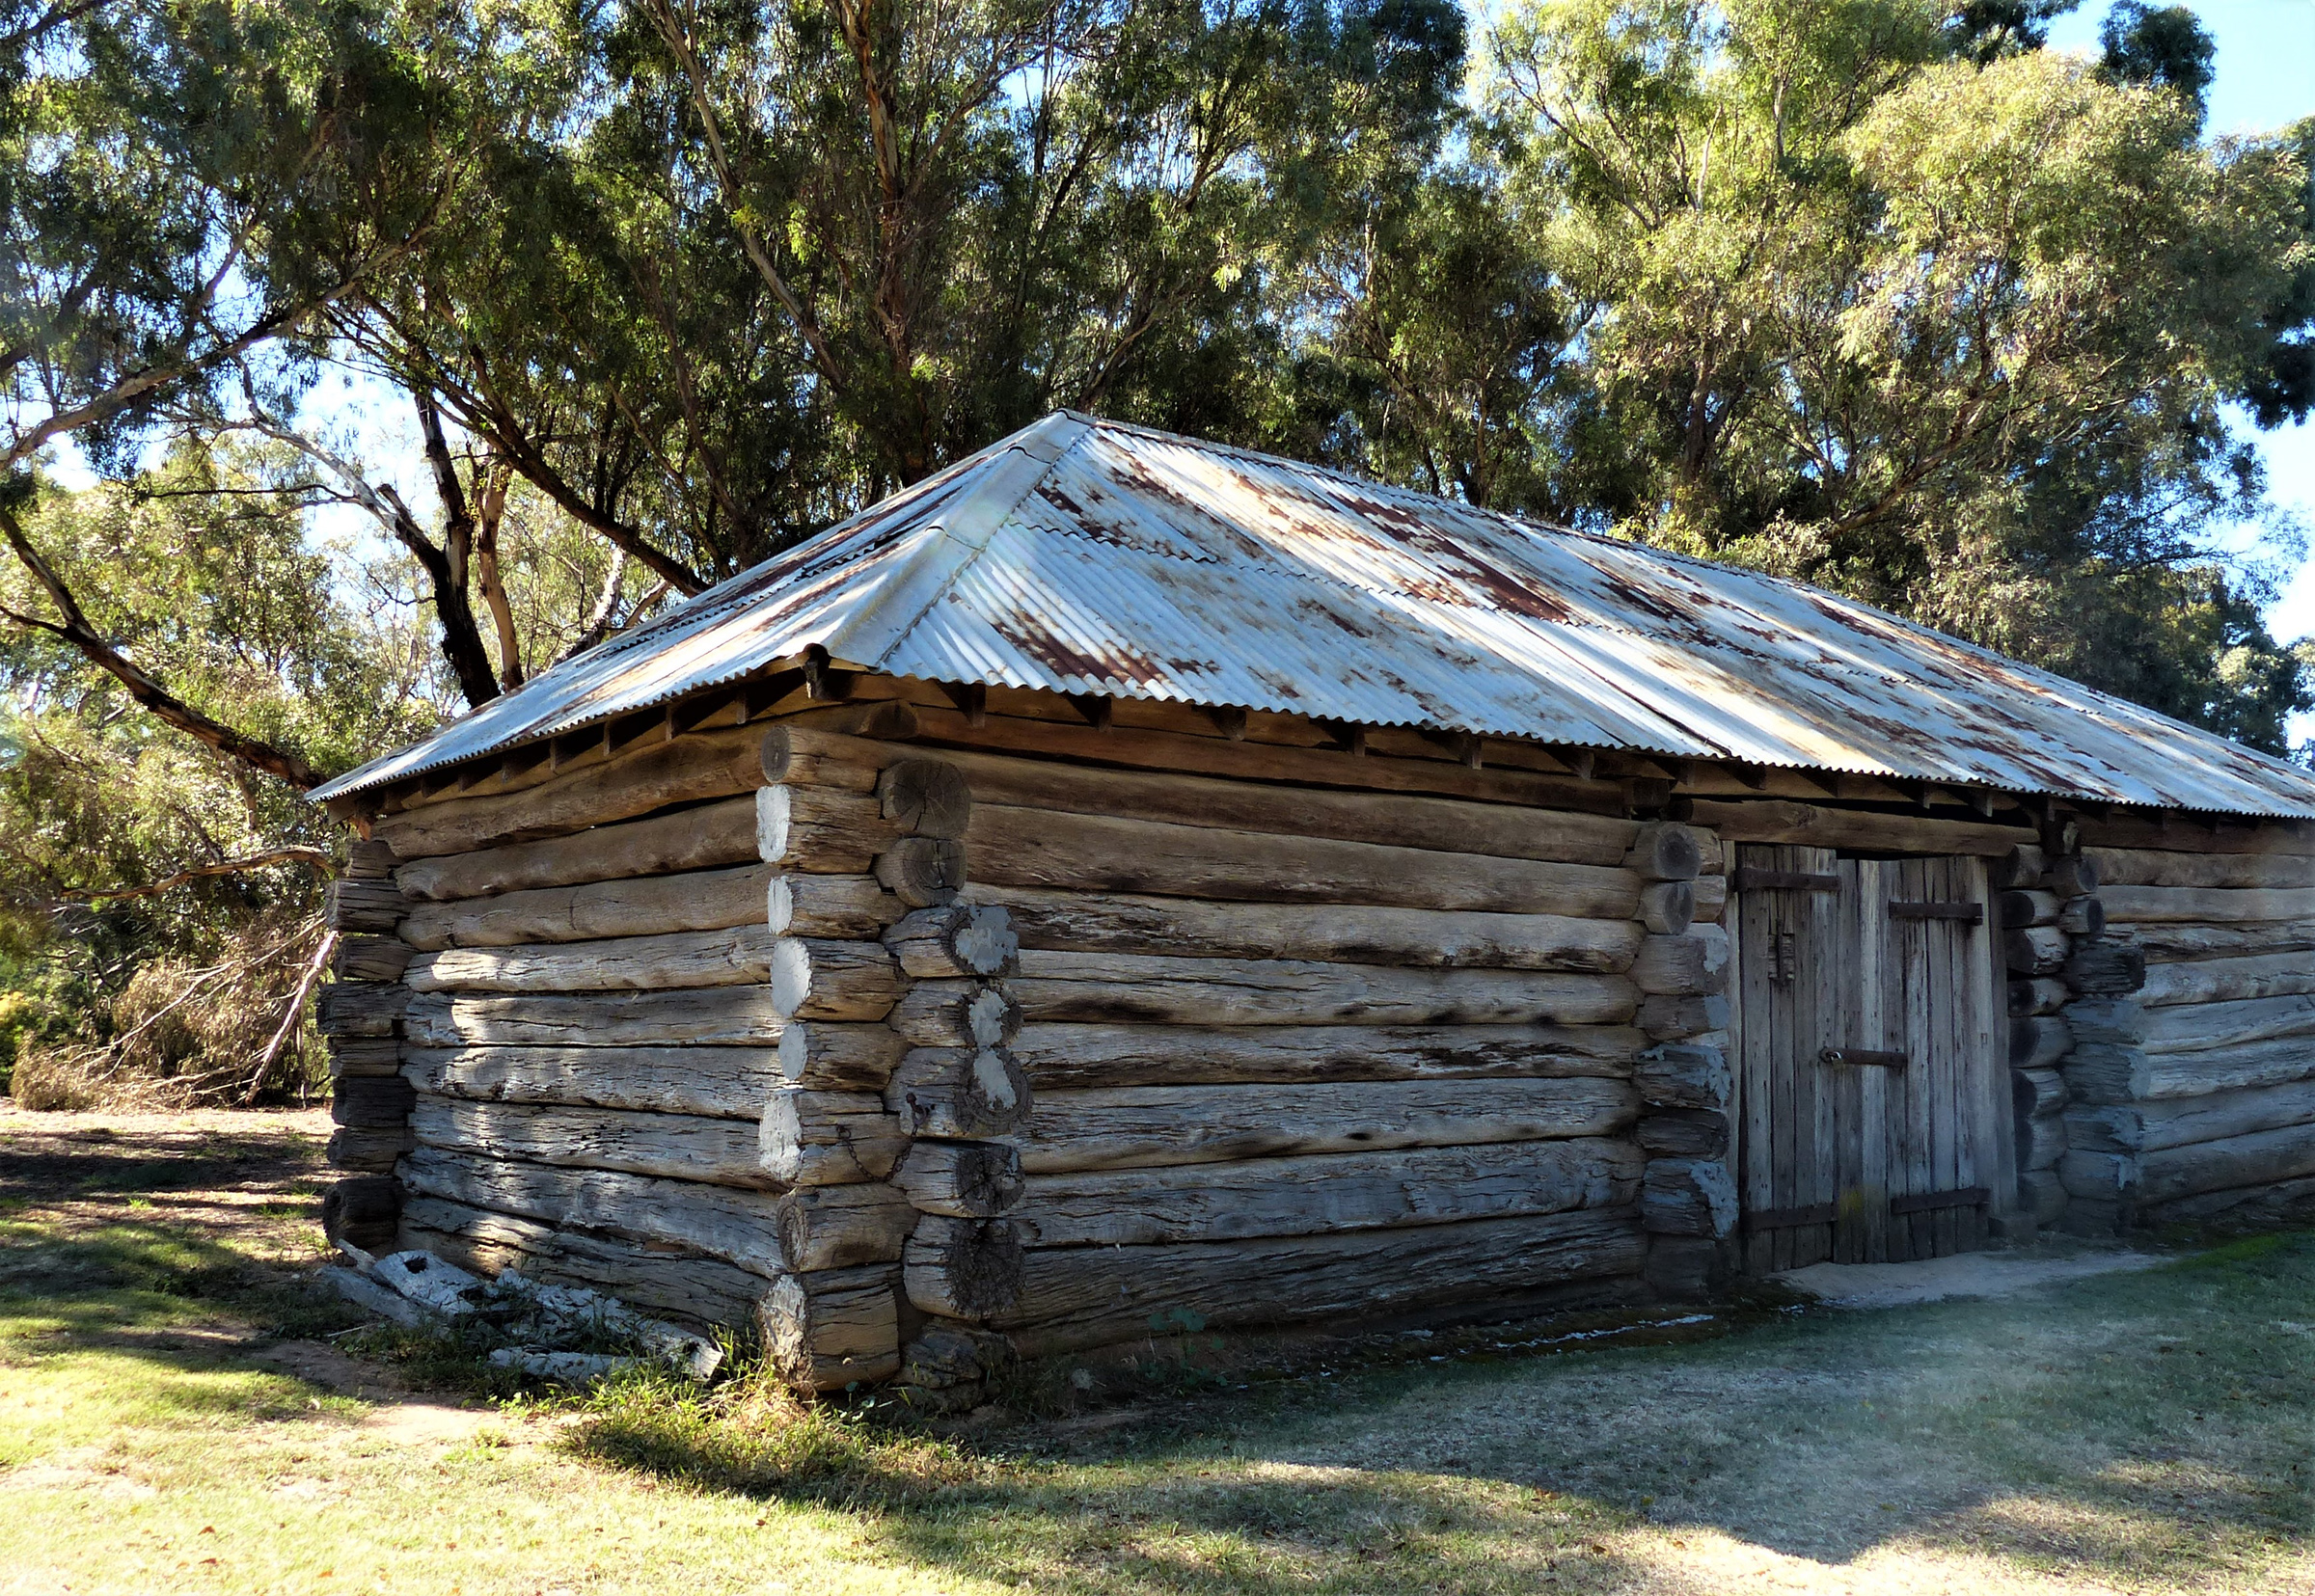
[1728,846,2010,1270]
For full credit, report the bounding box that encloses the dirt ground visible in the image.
[4,1105,2312,1596]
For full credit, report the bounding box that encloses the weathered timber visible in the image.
[1641,1157,1737,1237]
[2139,951,2315,1008]
[875,838,967,906]
[2144,993,2315,1055]
[1999,890,2083,928]
[326,879,404,933]
[770,936,906,1021]
[336,934,413,983]
[2017,1108,2067,1173]
[317,981,407,1039]
[877,759,972,838]
[2057,1148,2138,1203]
[2059,898,2106,937]
[1016,1076,1639,1175]
[776,1183,917,1271]
[2010,977,2070,1016]
[2101,884,2315,926]
[904,1216,1025,1318]
[2004,926,2070,976]
[1689,876,1725,927]
[2074,813,2315,857]
[1634,1042,1731,1112]
[2142,1035,2315,1098]
[2125,918,2315,961]
[2066,942,2147,997]
[768,874,904,939]
[401,1044,783,1120]
[410,1094,776,1189]
[2011,1015,2072,1069]
[760,1265,901,1390]
[326,1123,410,1172]
[2049,856,2100,900]
[1639,880,1697,935]
[967,804,1643,916]
[774,1021,908,1093]
[2065,998,2145,1046]
[755,783,909,873]
[990,1206,1647,1354]
[2061,1103,2142,1154]
[376,724,768,858]
[2063,1043,2153,1104]
[346,838,399,879]
[888,981,1022,1047]
[1623,824,1702,881]
[825,732,1640,861]
[759,1088,906,1185]
[885,903,1020,979]
[2138,1172,2315,1229]
[397,1145,786,1275]
[887,1046,1032,1138]
[966,885,1644,973]
[403,986,783,1048]
[1637,993,1730,1041]
[1676,799,2032,857]
[1628,928,1729,996]
[1007,1022,1643,1091]
[321,1176,399,1251]
[407,926,777,993]
[395,796,756,903]
[333,1075,414,1128]
[2018,1168,2068,1224]
[2096,1081,2315,1155]
[2141,1120,2315,1204]
[893,1139,1024,1217]
[326,1037,401,1078]
[2014,1066,2067,1116]
[1006,949,1636,1028]
[1010,1138,1643,1249]
[2085,848,2315,891]
[757,725,885,793]
[399,864,776,950]
[2000,845,2049,890]
[1635,1109,1729,1157]
[401,1196,768,1330]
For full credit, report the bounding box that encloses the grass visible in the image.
[4,1106,2314,1594]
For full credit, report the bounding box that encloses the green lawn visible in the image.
[3,1107,2312,1595]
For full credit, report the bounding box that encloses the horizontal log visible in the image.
[326,1037,401,1079]
[411,1094,775,1189]
[336,934,413,983]
[967,804,1642,916]
[1623,824,1702,882]
[2125,918,2315,961]
[2101,884,2315,926]
[2057,1148,2137,1202]
[395,796,756,904]
[1999,845,2048,890]
[1007,950,1636,1028]
[1689,876,1725,927]
[965,885,1643,974]
[820,733,1640,863]
[759,1265,901,1391]
[990,1207,1647,1355]
[1628,928,1729,997]
[2063,1043,2151,1105]
[1638,993,1729,1041]
[401,1044,783,1121]
[2063,997,2144,1046]
[1007,1021,1642,1091]
[1677,798,2031,858]
[769,874,905,940]
[1636,1107,1729,1157]
[398,1145,788,1275]
[875,758,972,838]
[760,1089,906,1185]
[2092,1081,2315,1155]
[2018,1168,2068,1224]
[2141,1120,2315,1204]
[374,724,767,859]
[777,1021,910,1093]
[2017,1108,2066,1172]
[2144,993,2315,1056]
[886,1046,1033,1138]
[1642,1157,1737,1237]
[755,783,909,874]
[2085,848,2315,891]
[399,864,776,951]
[770,937,905,1021]
[317,981,408,1039]
[2139,952,2315,1008]
[346,838,399,879]
[904,1216,1024,1319]
[2014,1066,2066,1117]
[893,1139,1023,1218]
[2065,942,2146,997]
[2074,813,2315,857]
[888,981,1022,1047]
[2011,1015,2072,1069]
[402,986,783,1048]
[1640,880,1696,936]
[326,1123,410,1172]
[776,1182,916,1272]
[885,903,1020,980]
[756,724,885,793]
[1635,1042,1731,1112]
[407,926,777,994]
[332,1075,413,1129]
[401,1196,770,1330]
[327,879,404,934]
[2142,1035,2315,1099]
[1009,1138,1643,1249]
[1016,1076,1639,1175]
[2004,926,2069,976]
[2010,977,2069,1017]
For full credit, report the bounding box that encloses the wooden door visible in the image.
[1728,847,2006,1269]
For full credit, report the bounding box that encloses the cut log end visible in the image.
[877,837,967,907]
[878,759,973,839]
[904,1216,1026,1320]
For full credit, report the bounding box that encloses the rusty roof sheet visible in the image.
[311,411,2315,817]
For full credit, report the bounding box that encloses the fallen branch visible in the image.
[65,847,334,903]
[247,927,338,1105]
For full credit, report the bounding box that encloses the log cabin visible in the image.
[309,411,2315,1395]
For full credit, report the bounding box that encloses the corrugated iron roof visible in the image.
[310,411,2315,818]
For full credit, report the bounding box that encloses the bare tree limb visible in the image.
[65,846,334,903]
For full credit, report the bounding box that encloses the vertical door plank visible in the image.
[1965,853,2012,1239]
[1899,858,1937,1261]
[1930,856,1963,1258]
[1830,857,1864,1265]
[1798,846,1838,1269]
[1857,859,1891,1265]
[1769,845,1800,1274]
[1736,847,1779,1275]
